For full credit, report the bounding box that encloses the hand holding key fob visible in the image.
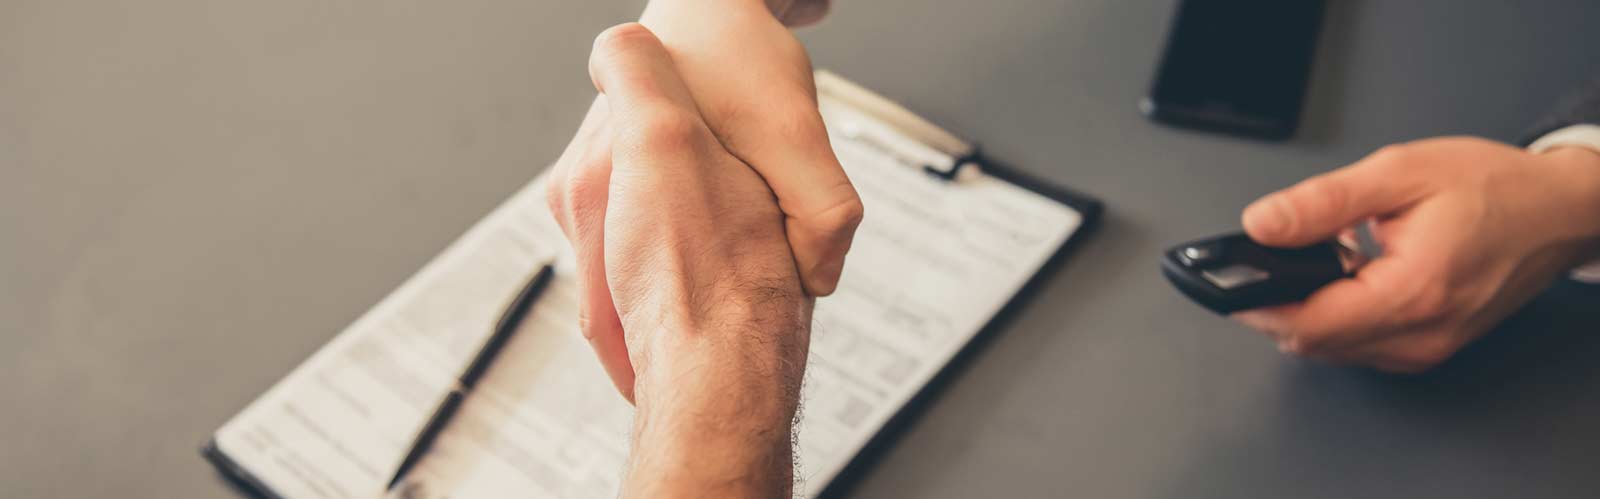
[1161,226,1376,314]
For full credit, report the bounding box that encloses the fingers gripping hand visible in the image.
[640,2,864,297]
[548,12,856,399]
[546,97,636,400]
[549,23,809,403]
[1232,138,1600,373]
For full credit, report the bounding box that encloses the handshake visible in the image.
[544,2,1600,496]
[542,3,860,495]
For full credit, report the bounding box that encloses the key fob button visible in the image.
[1177,243,1221,268]
[1199,264,1271,290]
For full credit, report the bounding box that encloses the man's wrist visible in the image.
[631,290,811,414]
[625,306,809,498]
[629,361,797,486]
[1529,125,1600,238]
[617,284,806,498]
[1536,146,1600,269]
[631,341,800,441]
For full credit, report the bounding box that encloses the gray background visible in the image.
[5,0,1600,497]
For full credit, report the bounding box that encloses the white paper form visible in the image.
[792,97,1083,492]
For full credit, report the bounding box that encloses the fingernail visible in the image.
[1277,338,1301,355]
[1232,311,1278,333]
[1232,312,1261,329]
[1242,198,1287,238]
[1336,230,1359,250]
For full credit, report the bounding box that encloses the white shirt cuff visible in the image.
[1527,124,1600,283]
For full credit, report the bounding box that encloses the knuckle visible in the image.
[591,23,654,62]
[551,135,613,225]
[812,190,866,235]
[565,169,608,214]
[545,178,566,217]
[545,162,567,202]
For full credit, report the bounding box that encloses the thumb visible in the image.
[1243,146,1430,247]
[740,116,863,297]
[707,78,863,296]
[588,23,699,127]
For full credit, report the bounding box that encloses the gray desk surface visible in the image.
[5,1,1600,497]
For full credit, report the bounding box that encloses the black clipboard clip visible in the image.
[923,146,983,182]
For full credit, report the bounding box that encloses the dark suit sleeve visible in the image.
[1520,77,1600,146]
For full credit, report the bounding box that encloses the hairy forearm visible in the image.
[621,288,813,498]
[625,359,798,498]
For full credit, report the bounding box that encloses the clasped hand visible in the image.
[544,24,827,494]
[545,18,848,409]
[546,0,861,402]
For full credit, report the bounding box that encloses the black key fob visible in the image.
[1161,233,1348,314]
